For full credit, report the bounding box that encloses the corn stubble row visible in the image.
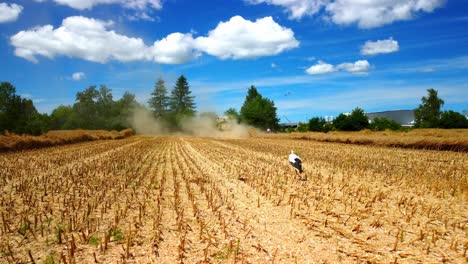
[0,136,466,263]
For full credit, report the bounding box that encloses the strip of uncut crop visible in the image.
[187,138,467,263]
[0,138,156,263]
[0,136,140,168]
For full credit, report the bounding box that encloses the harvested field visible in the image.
[0,136,466,263]
[267,129,468,152]
[0,129,134,152]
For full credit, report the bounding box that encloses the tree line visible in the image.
[0,82,50,135]
[299,88,468,132]
[0,76,281,135]
[1,77,465,136]
[0,75,198,135]
[0,81,139,135]
[147,78,280,130]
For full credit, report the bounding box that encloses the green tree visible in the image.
[96,85,115,129]
[297,122,308,132]
[348,108,369,130]
[148,78,169,119]
[308,117,326,132]
[369,117,401,131]
[169,75,196,127]
[50,105,74,130]
[245,86,260,102]
[414,88,444,128]
[13,97,40,134]
[240,85,279,130]
[334,108,369,131]
[323,123,335,132]
[224,108,240,123]
[0,82,48,135]
[31,113,51,134]
[0,82,17,132]
[333,114,348,131]
[51,87,137,131]
[114,92,138,130]
[73,85,100,129]
[439,111,468,128]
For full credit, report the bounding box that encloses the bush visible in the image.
[323,123,334,132]
[308,117,326,132]
[297,122,308,132]
[369,117,401,131]
[334,108,369,131]
[439,111,468,128]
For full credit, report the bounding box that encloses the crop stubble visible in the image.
[0,136,466,263]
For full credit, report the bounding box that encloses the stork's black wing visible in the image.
[290,158,303,173]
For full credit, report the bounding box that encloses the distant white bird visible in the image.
[288,150,303,174]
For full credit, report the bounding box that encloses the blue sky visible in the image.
[1,0,467,122]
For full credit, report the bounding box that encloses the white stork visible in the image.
[288,150,303,174]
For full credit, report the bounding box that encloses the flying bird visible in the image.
[289,150,303,174]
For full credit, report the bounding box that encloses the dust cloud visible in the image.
[128,107,169,135]
[128,107,253,138]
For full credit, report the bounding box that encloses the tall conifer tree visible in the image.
[148,78,169,119]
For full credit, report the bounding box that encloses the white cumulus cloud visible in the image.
[0,3,23,23]
[10,15,298,64]
[306,59,371,75]
[361,37,399,55]
[194,16,299,60]
[326,0,446,28]
[10,16,150,63]
[337,60,371,74]
[247,0,445,28]
[72,72,85,80]
[51,0,161,10]
[305,60,336,75]
[246,0,326,19]
[150,33,200,64]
